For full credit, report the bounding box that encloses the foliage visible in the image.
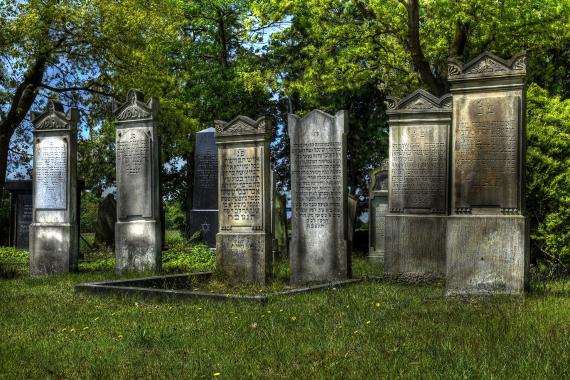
[0,246,27,276]
[162,242,216,273]
[526,84,570,274]
[164,200,186,233]
[79,192,99,233]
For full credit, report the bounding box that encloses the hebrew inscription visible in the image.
[454,94,520,210]
[291,142,343,228]
[390,126,447,212]
[35,137,67,209]
[117,129,151,218]
[196,150,216,188]
[219,146,263,230]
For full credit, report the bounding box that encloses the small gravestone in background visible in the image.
[29,100,79,275]
[188,127,218,247]
[289,110,349,284]
[114,89,162,272]
[94,194,117,247]
[274,191,288,258]
[385,90,451,278]
[446,52,529,295]
[215,116,272,283]
[368,159,389,263]
[5,180,33,250]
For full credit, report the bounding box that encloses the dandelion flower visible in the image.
[213,372,221,377]
[366,321,371,325]
[375,303,381,308]
[291,316,297,321]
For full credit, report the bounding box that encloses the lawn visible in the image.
[1,239,569,379]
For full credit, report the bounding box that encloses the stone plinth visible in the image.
[446,52,529,295]
[114,89,161,273]
[385,90,451,277]
[5,180,33,250]
[29,100,79,276]
[215,116,272,284]
[368,160,389,263]
[289,110,349,284]
[188,127,218,247]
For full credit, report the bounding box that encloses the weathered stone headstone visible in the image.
[446,52,529,295]
[214,116,272,283]
[5,180,33,250]
[29,100,79,275]
[94,194,117,247]
[385,90,451,278]
[188,127,218,247]
[289,110,349,284]
[114,89,161,272]
[368,159,389,263]
[274,191,289,257]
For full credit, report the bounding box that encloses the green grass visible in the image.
[1,255,570,379]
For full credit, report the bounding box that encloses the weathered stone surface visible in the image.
[94,194,117,247]
[215,116,272,283]
[289,110,348,284]
[5,180,33,250]
[114,89,161,272]
[29,100,79,275]
[188,127,218,247]
[446,52,529,295]
[446,216,528,295]
[274,191,288,257]
[385,90,451,277]
[368,160,389,262]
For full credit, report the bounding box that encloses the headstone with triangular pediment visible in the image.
[368,159,389,263]
[384,90,451,279]
[29,100,79,276]
[288,110,349,284]
[114,89,162,273]
[446,52,529,295]
[214,116,272,283]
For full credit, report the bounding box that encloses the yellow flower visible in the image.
[375,303,381,308]
[83,326,89,330]
[291,316,297,321]
[213,372,221,377]
[366,321,371,325]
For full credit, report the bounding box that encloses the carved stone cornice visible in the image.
[386,89,452,115]
[214,115,271,138]
[447,51,526,81]
[114,89,157,122]
[32,100,78,131]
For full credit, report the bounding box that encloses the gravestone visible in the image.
[385,90,451,278]
[114,89,161,272]
[5,180,33,250]
[94,194,117,247]
[446,52,529,295]
[188,127,218,247]
[274,191,288,257]
[214,116,272,283]
[289,110,349,284]
[368,159,389,263]
[29,100,79,275]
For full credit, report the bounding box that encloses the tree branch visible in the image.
[39,83,115,98]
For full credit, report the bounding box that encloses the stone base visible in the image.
[367,250,384,264]
[29,223,78,276]
[290,239,348,285]
[188,209,218,248]
[445,215,529,296]
[115,220,161,273]
[216,232,271,284]
[385,215,446,277]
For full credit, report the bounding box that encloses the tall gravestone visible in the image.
[289,110,349,284]
[29,100,79,275]
[368,159,389,263]
[446,52,529,295]
[214,116,272,283]
[114,89,161,272]
[385,90,451,278]
[188,127,218,247]
[5,180,33,250]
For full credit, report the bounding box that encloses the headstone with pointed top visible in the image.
[214,116,272,284]
[288,110,349,284]
[446,52,529,295]
[29,100,79,275]
[114,89,162,273]
[385,90,451,278]
[368,159,389,263]
[188,127,218,247]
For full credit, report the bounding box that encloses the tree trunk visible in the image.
[0,130,11,189]
[405,0,447,96]
[184,151,195,237]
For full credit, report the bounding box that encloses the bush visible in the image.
[0,247,28,277]
[162,242,215,273]
[526,84,570,275]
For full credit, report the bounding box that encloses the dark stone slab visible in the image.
[288,110,349,284]
[188,128,218,247]
[368,161,389,262]
[4,180,33,250]
[95,194,117,247]
[75,273,362,304]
